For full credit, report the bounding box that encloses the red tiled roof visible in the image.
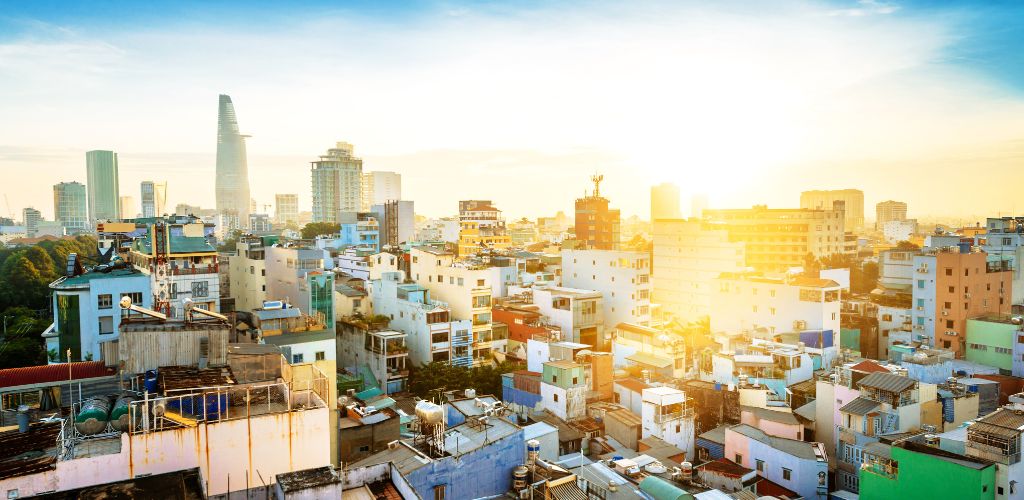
[850,360,891,374]
[513,370,541,377]
[0,362,115,389]
[614,378,650,394]
[757,477,799,498]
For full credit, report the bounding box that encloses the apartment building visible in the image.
[125,217,221,317]
[229,235,271,312]
[531,286,604,350]
[702,205,847,272]
[275,193,299,225]
[457,200,511,257]
[369,270,474,366]
[408,246,499,364]
[875,200,908,231]
[800,188,864,231]
[980,216,1024,307]
[964,404,1024,499]
[710,272,841,341]
[575,175,620,250]
[653,218,745,323]
[724,424,830,499]
[336,318,409,394]
[561,249,652,328]
[265,243,335,327]
[911,247,1013,356]
[360,170,401,211]
[641,387,696,460]
[311,141,362,224]
[371,200,414,247]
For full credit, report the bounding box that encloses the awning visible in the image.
[626,352,673,369]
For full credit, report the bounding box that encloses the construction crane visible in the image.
[3,194,13,219]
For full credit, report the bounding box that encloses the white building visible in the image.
[408,246,499,364]
[249,213,273,233]
[883,219,918,243]
[531,286,604,349]
[710,272,841,341]
[416,218,461,243]
[371,200,415,247]
[561,249,652,327]
[641,387,695,460]
[653,219,745,323]
[265,244,335,327]
[369,270,474,367]
[311,141,362,224]
[275,194,299,226]
[229,236,268,313]
[361,171,402,211]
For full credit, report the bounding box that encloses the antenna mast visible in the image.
[591,173,604,198]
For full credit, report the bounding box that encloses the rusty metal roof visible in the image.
[858,372,916,393]
[0,361,115,389]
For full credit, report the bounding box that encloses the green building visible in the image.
[965,315,1018,373]
[86,150,120,222]
[53,181,88,234]
[860,440,996,500]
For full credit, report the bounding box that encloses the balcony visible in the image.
[171,264,219,276]
[653,407,694,423]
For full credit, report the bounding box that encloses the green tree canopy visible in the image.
[301,222,340,239]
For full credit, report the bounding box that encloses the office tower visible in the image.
[360,171,402,211]
[53,181,88,234]
[119,196,135,219]
[22,207,41,238]
[86,150,120,222]
[690,193,708,218]
[311,141,362,224]
[876,200,908,230]
[215,94,252,221]
[650,182,682,221]
[574,174,620,250]
[141,180,168,218]
[800,189,864,231]
[702,205,846,272]
[275,194,299,225]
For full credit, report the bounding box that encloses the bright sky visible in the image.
[1,0,1022,221]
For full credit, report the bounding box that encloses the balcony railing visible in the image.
[653,407,694,423]
[171,265,219,276]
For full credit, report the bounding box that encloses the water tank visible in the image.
[415,400,445,425]
[464,388,476,399]
[513,465,529,490]
[262,300,285,310]
[109,395,136,431]
[645,462,668,474]
[16,405,30,433]
[75,396,113,435]
[143,370,159,394]
[527,439,541,465]
[681,461,693,481]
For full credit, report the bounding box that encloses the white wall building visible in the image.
[653,219,745,323]
[416,218,461,243]
[883,219,918,243]
[710,272,841,340]
[531,286,604,349]
[641,387,695,460]
[360,171,402,211]
[561,249,652,328]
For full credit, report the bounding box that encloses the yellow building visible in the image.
[703,205,847,272]
[457,200,512,257]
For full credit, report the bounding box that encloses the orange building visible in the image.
[574,174,620,250]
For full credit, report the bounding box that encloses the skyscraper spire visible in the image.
[215,94,251,220]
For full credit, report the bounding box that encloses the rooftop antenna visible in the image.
[120,295,167,321]
[591,173,604,198]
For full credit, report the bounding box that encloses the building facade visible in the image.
[360,171,401,211]
[800,189,864,231]
[561,249,652,328]
[140,180,167,218]
[574,175,620,250]
[53,182,88,234]
[457,200,511,256]
[214,94,251,220]
[266,244,335,327]
[275,193,299,226]
[702,206,847,272]
[653,218,745,323]
[875,200,908,231]
[311,142,362,224]
[86,150,120,223]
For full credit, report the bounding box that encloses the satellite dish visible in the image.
[119,296,133,309]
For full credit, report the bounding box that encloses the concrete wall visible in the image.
[561,249,652,327]
[725,428,827,500]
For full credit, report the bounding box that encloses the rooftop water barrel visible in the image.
[75,396,113,435]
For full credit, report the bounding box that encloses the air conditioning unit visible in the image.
[965,293,971,299]
[946,331,958,337]
[793,320,807,331]
[942,311,948,316]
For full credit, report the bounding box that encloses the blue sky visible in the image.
[1,0,1022,220]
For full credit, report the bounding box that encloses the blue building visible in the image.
[347,413,525,499]
[46,261,153,363]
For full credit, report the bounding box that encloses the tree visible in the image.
[406,360,525,399]
[1,256,51,309]
[217,229,244,252]
[0,306,50,369]
[895,240,920,251]
[301,222,340,239]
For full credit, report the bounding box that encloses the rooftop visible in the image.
[849,359,893,374]
[741,406,801,426]
[0,422,60,480]
[698,425,729,445]
[697,457,755,478]
[840,397,882,416]
[0,361,115,390]
[614,378,650,394]
[158,365,236,393]
[262,328,336,346]
[51,266,143,289]
[132,235,216,254]
[276,465,340,492]
[728,424,824,461]
[859,372,917,393]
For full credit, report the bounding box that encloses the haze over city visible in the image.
[2,0,1023,220]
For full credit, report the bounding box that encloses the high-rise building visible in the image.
[457,200,511,256]
[650,182,681,221]
[574,174,620,250]
[119,196,135,219]
[311,142,362,224]
[360,171,402,211]
[876,200,908,230]
[215,94,252,221]
[22,207,41,238]
[86,150,120,222]
[53,181,88,234]
[690,193,708,219]
[800,189,864,231]
[275,194,299,225]
[653,219,745,322]
[140,180,168,218]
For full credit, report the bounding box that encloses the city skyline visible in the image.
[1,1,1022,220]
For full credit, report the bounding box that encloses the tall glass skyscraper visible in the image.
[215,94,251,220]
[53,181,88,233]
[86,150,120,223]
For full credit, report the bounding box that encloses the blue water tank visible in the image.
[714,382,722,391]
[144,369,159,393]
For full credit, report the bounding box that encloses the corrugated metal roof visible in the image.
[0,362,115,389]
[606,409,642,427]
[858,372,916,393]
[794,401,816,421]
[742,406,801,425]
[614,378,650,394]
[625,352,672,369]
[840,397,881,416]
[547,480,588,500]
[850,360,892,374]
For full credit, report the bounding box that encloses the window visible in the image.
[458,278,464,286]
[735,453,743,464]
[572,377,578,385]
[97,294,112,309]
[292,353,304,363]
[358,445,370,452]
[192,281,209,298]
[948,286,955,293]
[882,314,892,321]
[770,290,776,297]
[945,268,953,276]
[756,459,764,472]
[944,301,951,309]
[170,282,178,299]
[477,279,485,287]
[553,393,559,402]
[918,280,925,289]
[98,316,114,335]
[552,375,558,384]
[433,485,446,500]
[782,468,792,481]
[315,351,325,361]
[126,292,143,305]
